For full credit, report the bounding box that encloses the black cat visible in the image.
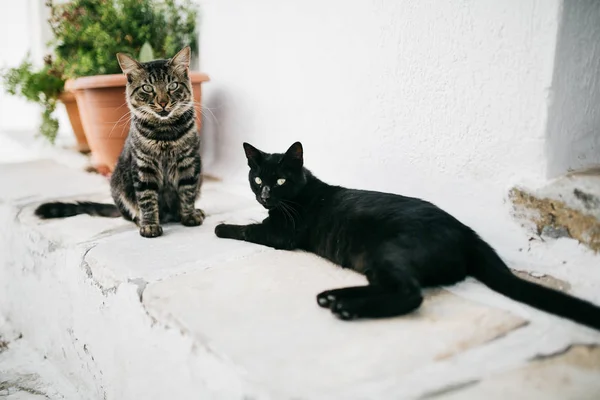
[215,142,600,330]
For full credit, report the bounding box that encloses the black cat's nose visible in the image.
[260,186,270,200]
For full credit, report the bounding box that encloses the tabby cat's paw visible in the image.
[139,224,163,238]
[181,209,205,227]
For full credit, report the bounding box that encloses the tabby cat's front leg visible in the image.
[215,222,297,250]
[177,155,205,227]
[133,170,163,238]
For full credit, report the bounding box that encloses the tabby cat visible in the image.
[35,47,204,238]
[215,142,600,330]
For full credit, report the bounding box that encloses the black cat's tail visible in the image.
[468,236,600,331]
[35,201,121,219]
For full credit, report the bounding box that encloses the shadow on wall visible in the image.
[199,88,231,175]
[546,0,600,178]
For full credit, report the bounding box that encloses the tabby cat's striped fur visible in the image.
[35,47,204,238]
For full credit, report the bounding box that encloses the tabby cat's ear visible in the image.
[116,53,142,75]
[283,141,303,168]
[168,46,191,72]
[243,142,264,168]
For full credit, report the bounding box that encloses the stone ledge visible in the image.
[430,344,600,399]
[510,169,600,252]
[1,160,600,399]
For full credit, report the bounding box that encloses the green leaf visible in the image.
[138,41,155,62]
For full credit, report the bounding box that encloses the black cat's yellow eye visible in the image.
[168,82,179,91]
[142,84,153,93]
[277,178,286,185]
[254,177,262,185]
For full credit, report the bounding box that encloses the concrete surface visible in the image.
[0,317,79,400]
[436,344,600,400]
[1,159,600,399]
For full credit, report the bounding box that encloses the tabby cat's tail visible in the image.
[35,201,121,219]
[469,236,600,331]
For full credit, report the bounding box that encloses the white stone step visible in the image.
[1,160,599,399]
[0,318,79,399]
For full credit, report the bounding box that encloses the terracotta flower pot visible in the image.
[66,72,210,172]
[58,90,90,153]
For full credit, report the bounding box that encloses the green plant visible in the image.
[48,0,198,78]
[1,55,65,143]
[1,0,199,143]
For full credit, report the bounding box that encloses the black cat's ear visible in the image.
[243,142,264,168]
[282,141,303,168]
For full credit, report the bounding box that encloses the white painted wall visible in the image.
[197,0,561,242]
[0,0,39,132]
[0,0,70,136]
[546,0,600,177]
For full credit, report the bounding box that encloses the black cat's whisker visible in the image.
[281,199,304,211]
[281,201,301,221]
[285,203,300,228]
[277,202,296,230]
[280,200,303,223]
[276,203,290,226]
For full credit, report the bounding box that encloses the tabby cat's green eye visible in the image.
[142,84,153,93]
[168,82,179,91]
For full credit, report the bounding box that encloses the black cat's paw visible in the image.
[331,300,358,321]
[139,224,163,238]
[316,286,376,309]
[316,290,337,308]
[215,223,242,239]
[181,209,205,227]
